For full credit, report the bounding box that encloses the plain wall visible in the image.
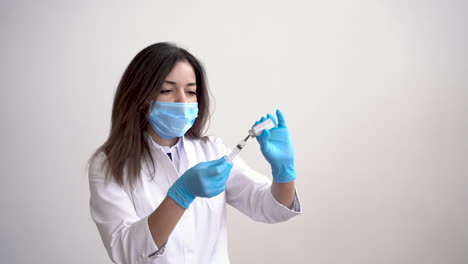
[1,0,467,263]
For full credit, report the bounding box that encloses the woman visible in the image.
[88,42,301,264]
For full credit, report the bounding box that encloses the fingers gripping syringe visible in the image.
[225,118,275,163]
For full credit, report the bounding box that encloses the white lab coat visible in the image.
[89,135,301,264]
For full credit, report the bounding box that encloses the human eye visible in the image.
[160,89,173,94]
[187,90,198,96]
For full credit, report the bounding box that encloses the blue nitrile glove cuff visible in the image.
[271,163,297,183]
[167,178,195,209]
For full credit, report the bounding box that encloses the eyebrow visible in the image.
[163,80,196,86]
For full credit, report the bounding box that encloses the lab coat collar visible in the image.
[144,132,185,153]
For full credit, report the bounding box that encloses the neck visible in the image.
[147,128,179,147]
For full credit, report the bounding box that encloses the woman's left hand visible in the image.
[255,109,296,183]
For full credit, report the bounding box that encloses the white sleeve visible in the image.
[215,139,302,223]
[88,153,163,263]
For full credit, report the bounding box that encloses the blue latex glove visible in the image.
[167,156,233,208]
[255,109,296,183]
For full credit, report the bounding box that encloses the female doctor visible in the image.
[88,42,301,264]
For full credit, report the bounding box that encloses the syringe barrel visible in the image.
[226,147,241,163]
[249,118,275,137]
[226,140,247,163]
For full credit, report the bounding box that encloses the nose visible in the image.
[174,90,188,103]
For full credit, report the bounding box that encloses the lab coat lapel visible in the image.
[179,136,194,174]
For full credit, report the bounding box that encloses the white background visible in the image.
[1,0,467,263]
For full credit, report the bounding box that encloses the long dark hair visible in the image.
[91,42,210,189]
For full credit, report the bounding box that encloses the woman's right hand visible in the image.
[167,157,233,208]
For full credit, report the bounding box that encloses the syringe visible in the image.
[225,117,275,163]
[226,135,251,163]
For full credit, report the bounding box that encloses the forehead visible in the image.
[165,61,196,81]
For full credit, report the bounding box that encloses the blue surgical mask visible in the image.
[148,101,199,139]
